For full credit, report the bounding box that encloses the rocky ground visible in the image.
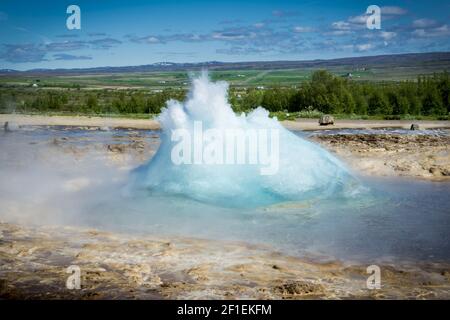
[50,129,159,166]
[1,222,449,299]
[311,134,450,181]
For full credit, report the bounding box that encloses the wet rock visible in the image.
[319,115,334,126]
[429,167,440,175]
[273,281,324,296]
[107,144,126,153]
[186,265,211,282]
[4,121,19,132]
[122,264,162,287]
[130,141,145,150]
[0,279,7,294]
[430,167,450,176]
[272,264,281,270]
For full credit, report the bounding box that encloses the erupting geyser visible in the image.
[130,72,357,207]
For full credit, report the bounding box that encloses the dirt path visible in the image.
[2,114,450,131]
[0,114,160,130]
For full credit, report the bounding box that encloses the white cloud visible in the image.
[189,34,202,41]
[381,6,407,15]
[332,21,351,30]
[341,44,354,51]
[412,29,427,37]
[356,43,374,52]
[331,14,368,33]
[435,24,450,33]
[253,23,265,29]
[143,36,160,43]
[212,32,256,40]
[348,14,368,24]
[412,24,450,37]
[338,43,375,52]
[380,31,397,40]
[293,26,314,33]
[412,18,438,28]
[326,30,352,36]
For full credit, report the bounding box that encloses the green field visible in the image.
[0,70,315,89]
[2,60,450,90]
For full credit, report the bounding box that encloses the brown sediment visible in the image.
[311,134,450,181]
[0,222,449,299]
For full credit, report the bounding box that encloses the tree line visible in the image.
[231,70,449,117]
[0,88,185,115]
[0,70,449,118]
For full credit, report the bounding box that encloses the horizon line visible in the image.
[2,50,450,73]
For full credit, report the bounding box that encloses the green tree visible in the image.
[86,94,98,112]
[422,87,445,115]
[388,91,409,115]
[353,93,368,115]
[368,91,391,115]
[241,89,264,111]
[436,72,450,113]
[261,88,291,112]
[342,88,355,114]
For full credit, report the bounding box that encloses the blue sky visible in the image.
[0,0,450,70]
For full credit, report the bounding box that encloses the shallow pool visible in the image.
[1,126,449,265]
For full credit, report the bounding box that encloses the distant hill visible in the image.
[1,52,450,76]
